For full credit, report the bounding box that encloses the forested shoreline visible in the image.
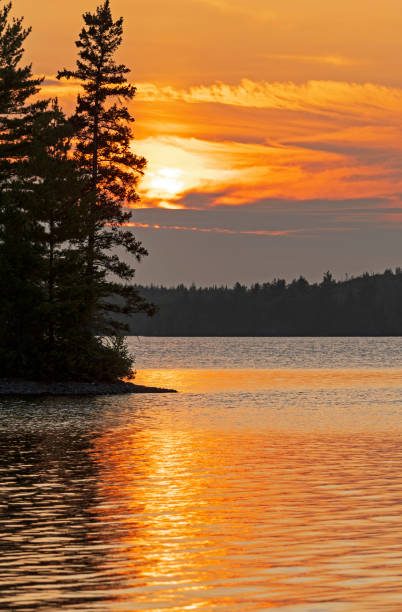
[128,269,402,336]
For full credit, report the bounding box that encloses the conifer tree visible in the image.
[14,100,88,379]
[0,1,47,178]
[0,1,153,381]
[57,0,154,339]
[0,1,48,375]
[19,99,137,381]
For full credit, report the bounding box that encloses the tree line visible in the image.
[0,1,154,381]
[129,269,402,336]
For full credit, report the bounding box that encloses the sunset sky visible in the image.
[14,0,402,285]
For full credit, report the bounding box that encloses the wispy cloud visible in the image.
[41,76,402,121]
[136,79,402,119]
[123,221,351,237]
[38,76,402,209]
[134,131,402,208]
[126,198,402,239]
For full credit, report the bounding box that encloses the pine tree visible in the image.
[21,99,138,381]
[14,100,88,379]
[0,1,47,178]
[0,1,154,381]
[0,1,49,375]
[57,0,154,343]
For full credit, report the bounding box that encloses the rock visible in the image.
[0,379,177,396]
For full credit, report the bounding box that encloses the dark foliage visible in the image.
[0,1,154,381]
[0,2,47,376]
[57,0,154,334]
[129,269,402,336]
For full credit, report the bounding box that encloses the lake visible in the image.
[2,337,402,611]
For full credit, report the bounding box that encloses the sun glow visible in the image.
[149,167,185,197]
[135,137,238,208]
[157,201,184,209]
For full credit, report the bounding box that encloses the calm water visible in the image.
[2,338,402,611]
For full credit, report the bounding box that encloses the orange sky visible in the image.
[12,0,402,284]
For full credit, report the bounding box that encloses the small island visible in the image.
[0,1,171,392]
[0,379,176,396]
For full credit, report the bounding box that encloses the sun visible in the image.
[149,167,185,198]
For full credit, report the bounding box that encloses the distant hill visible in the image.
[125,269,402,336]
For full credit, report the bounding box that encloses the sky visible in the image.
[13,0,402,285]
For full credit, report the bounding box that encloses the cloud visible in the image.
[123,221,308,237]
[127,197,401,236]
[135,79,402,119]
[43,76,402,119]
[41,76,402,125]
[134,132,402,208]
[38,76,402,207]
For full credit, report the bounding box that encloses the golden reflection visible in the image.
[90,405,402,611]
[91,424,272,609]
[133,368,402,393]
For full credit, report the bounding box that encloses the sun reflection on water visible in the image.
[134,368,402,393]
[87,387,402,610]
[3,364,402,610]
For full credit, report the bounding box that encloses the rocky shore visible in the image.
[0,379,177,396]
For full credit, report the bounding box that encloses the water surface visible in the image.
[2,337,402,611]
